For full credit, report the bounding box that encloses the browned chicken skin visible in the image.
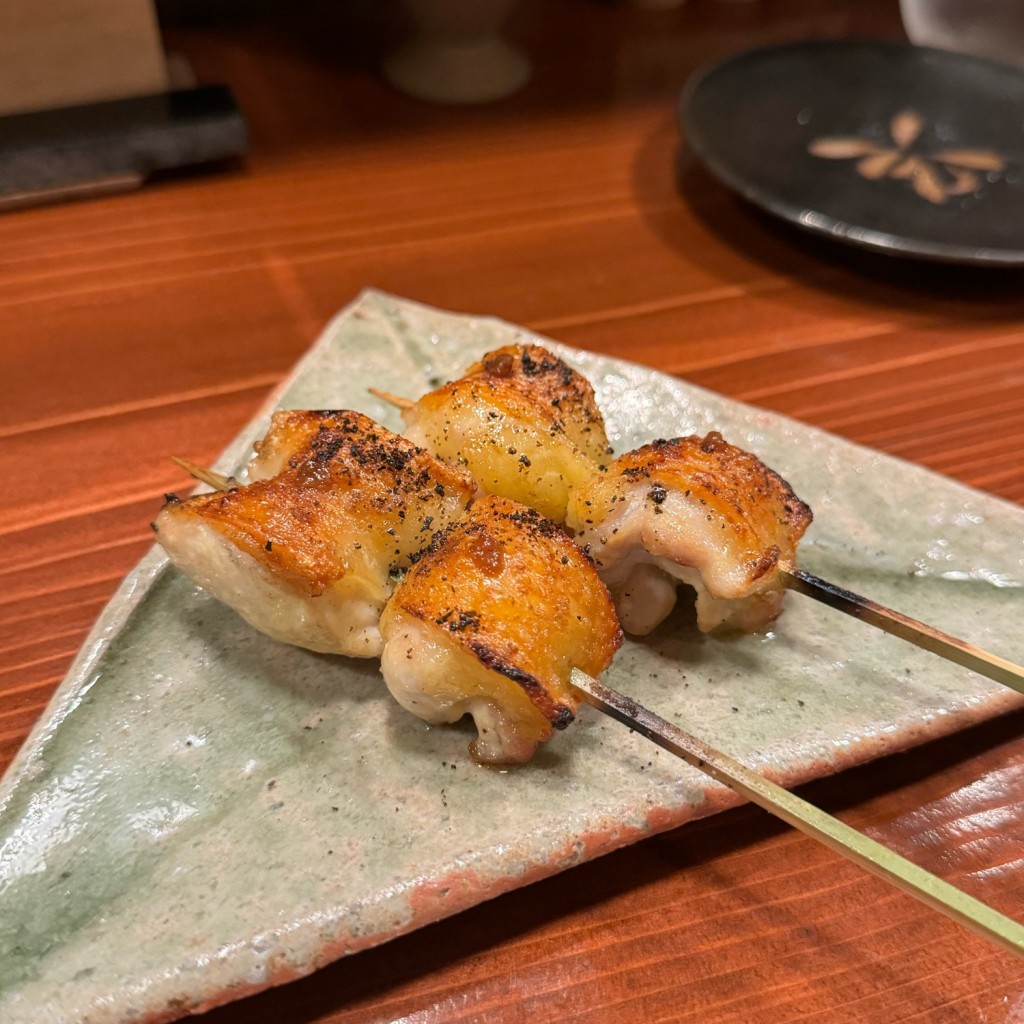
[401,345,611,524]
[380,495,623,764]
[153,411,476,657]
[243,408,336,482]
[461,345,611,462]
[567,432,812,634]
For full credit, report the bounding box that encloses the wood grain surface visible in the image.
[3,0,1023,1020]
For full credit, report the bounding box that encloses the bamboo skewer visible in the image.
[570,668,1024,959]
[369,386,413,410]
[171,456,236,492]
[780,564,1024,696]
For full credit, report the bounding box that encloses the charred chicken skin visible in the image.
[380,495,623,764]
[566,432,812,635]
[153,410,476,658]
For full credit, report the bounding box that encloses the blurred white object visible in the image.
[385,0,530,104]
[900,0,1024,67]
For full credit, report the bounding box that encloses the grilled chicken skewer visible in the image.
[154,348,1024,957]
[155,410,475,658]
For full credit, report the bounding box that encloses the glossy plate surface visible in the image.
[2,291,1023,1023]
[681,41,1024,264]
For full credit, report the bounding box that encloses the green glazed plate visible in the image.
[2,291,1022,1023]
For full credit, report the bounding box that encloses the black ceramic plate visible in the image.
[680,41,1024,265]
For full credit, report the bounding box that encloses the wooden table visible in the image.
[4,0,1023,1020]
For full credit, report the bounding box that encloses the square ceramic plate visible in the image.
[2,291,1022,1023]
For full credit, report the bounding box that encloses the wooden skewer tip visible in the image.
[171,456,236,492]
[368,387,414,410]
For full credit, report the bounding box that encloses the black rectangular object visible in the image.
[0,85,247,198]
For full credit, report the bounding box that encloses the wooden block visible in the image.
[0,0,169,117]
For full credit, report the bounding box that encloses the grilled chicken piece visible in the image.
[400,344,611,524]
[154,411,475,658]
[566,432,812,635]
[379,495,623,764]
